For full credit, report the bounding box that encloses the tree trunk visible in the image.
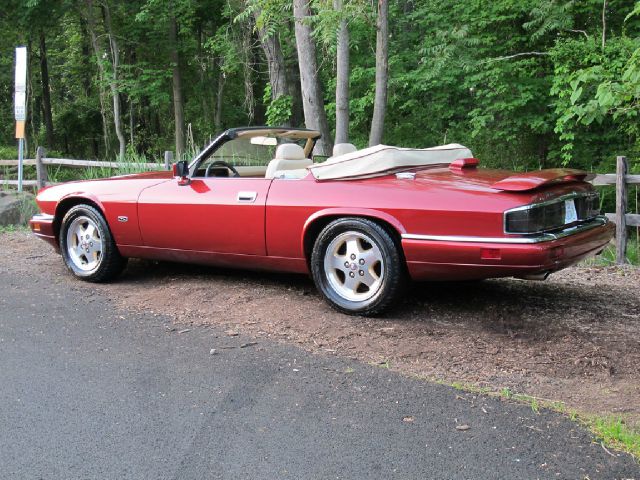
[240,20,255,123]
[129,98,134,147]
[169,16,185,159]
[369,0,388,147]
[334,0,349,144]
[214,68,225,132]
[601,0,607,51]
[39,31,55,149]
[197,25,211,125]
[293,0,332,156]
[103,3,126,160]
[253,9,292,125]
[27,38,39,148]
[85,0,112,158]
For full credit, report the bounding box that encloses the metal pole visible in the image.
[17,137,24,193]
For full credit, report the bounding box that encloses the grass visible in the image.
[584,236,640,266]
[46,151,164,184]
[590,416,640,458]
[413,373,639,460]
[372,360,390,369]
[491,387,640,460]
[0,224,29,233]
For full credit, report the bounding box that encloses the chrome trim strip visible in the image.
[402,216,608,244]
[31,213,55,222]
[504,191,597,214]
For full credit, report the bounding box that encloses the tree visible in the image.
[169,14,186,159]
[368,0,388,146]
[102,1,126,160]
[84,0,113,157]
[249,5,293,126]
[293,0,332,155]
[38,31,55,149]
[334,0,349,144]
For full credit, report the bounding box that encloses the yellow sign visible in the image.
[15,120,25,139]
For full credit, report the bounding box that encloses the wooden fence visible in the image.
[591,156,639,264]
[0,147,172,188]
[1,148,638,264]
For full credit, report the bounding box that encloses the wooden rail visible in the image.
[0,147,171,189]
[1,148,637,264]
[595,156,639,264]
[0,158,164,169]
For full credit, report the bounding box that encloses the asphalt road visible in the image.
[0,266,637,479]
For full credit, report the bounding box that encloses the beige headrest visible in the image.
[333,143,357,157]
[275,143,305,160]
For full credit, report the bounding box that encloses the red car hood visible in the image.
[101,170,174,181]
[35,170,174,215]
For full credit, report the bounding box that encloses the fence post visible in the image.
[615,156,628,265]
[35,146,48,190]
[164,151,174,170]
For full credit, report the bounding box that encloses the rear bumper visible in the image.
[402,216,614,281]
[29,213,59,252]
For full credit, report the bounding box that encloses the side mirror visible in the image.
[172,161,190,186]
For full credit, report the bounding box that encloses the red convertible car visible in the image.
[30,127,613,315]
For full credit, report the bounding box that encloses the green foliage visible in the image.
[263,84,292,126]
[551,36,640,165]
[591,416,640,459]
[0,0,636,177]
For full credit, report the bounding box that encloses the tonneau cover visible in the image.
[308,144,473,180]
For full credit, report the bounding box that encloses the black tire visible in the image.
[310,218,405,316]
[59,204,127,282]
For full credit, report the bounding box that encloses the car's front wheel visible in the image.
[59,204,127,282]
[311,218,405,315]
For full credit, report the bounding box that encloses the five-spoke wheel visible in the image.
[60,204,127,282]
[311,218,405,315]
[65,215,103,273]
[323,231,385,303]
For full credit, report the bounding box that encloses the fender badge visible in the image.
[117,216,128,222]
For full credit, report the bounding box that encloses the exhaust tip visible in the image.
[517,271,551,281]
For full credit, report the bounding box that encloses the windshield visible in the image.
[193,135,309,177]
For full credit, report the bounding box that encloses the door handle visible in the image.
[237,191,257,203]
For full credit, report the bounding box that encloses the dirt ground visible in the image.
[3,231,639,422]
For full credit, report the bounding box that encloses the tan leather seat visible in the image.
[265,144,312,179]
[332,143,357,157]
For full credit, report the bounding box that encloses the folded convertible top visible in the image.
[308,144,473,180]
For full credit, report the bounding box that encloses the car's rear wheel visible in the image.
[311,218,405,315]
[60,204,127,282]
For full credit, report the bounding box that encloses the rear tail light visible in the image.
[504,192,600,235]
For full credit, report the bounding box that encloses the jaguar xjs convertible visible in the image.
[30,127,614,315]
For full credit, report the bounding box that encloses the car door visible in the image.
[137,176,271,256]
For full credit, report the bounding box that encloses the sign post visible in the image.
[15,46,27,193]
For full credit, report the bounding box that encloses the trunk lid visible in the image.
[489,168,594,192]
